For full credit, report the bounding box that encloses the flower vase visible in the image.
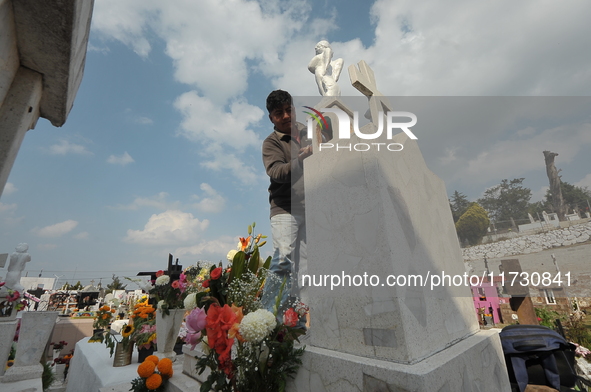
[137,345,155,363]
[52,348,62,361]
[54,363,66,384]
[155,308,185,359]
[112,341,134,367]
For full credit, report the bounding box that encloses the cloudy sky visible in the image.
[1,0,590,289]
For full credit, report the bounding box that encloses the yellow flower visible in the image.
[121,324,134,338]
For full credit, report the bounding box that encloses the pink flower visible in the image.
[171,280,180,289]
[0,281,5,287]
[184,307,207,349]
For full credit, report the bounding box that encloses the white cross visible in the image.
[348,60,392,125]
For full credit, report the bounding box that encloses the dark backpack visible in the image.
[500,325,589,392]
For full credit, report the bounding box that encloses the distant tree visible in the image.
[545,181,591,216]
[477,178,532,223]
[449,190,471,223]
[59,281,83,290]
[455,203,490,246]
[106,274,127,294]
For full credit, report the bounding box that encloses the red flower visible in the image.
[155,270,164,277]
[171,280,180,289]
[6,291,20,302]
[202,279,210,288]
[205,304,237,376]
[283,308,299,327]
[210,267,222,280]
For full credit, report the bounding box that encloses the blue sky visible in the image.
[1,0,591,289]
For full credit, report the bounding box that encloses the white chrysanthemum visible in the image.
[184,293,197,310]
[157,300,164,309]
[239,309,276,343]
[227,249,238,262]
[155,275,170,286]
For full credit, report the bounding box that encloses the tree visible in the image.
[59,281,83,290]
[455,203,490,246]
[449,190,471,223]
[545,181,591,216]
[106,274,127,294]
[477,178,532,224]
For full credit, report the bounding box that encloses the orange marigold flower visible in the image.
[101,314,109,320]
[145,355,159,366]
[157,357,174,378]
[145,373,162,390]
[137,360,156,378]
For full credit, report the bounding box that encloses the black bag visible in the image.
[500,325,590,392]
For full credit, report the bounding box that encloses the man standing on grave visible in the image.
[261,90,312,325]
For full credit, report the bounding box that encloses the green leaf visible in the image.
[248,247,260,274]
[230,251,246,282]
[263,256,271,270]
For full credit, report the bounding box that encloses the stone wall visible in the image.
[462,221,591,261]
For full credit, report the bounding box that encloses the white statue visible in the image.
[308,40,344,96]
[4,243,30,292]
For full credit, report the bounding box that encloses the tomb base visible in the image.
[287,329,510,392]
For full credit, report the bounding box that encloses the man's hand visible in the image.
[298,145,313,163]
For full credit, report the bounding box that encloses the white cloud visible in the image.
[124,210,209,245]
[32,220,79,238]
[531,185,549,203]
[0,202,17,213]
[575,174,591,190]
[455,124,591,185]
[135,116,153,125]
[3,182,17,195]
[38,244,57,251]
[174,236,237,259]
[111,192,178,211]
[358,0,591,96]
[107,152,135,166]
[191,183,226,213]
[73,232,89,240]
[48,140,92,156]
[199,144,261,185]
[175,92,263,150]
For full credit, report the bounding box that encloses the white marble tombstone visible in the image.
[288,62,510,391]
[2,311,59,383]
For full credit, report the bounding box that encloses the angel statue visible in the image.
[308,40,344,96]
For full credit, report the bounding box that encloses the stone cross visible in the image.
[348,60,392,127]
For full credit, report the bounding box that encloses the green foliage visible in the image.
[106,274,127,294]
[59,281,83,290]
[534,307,563,329]
[455,203,490,245]
[41,360,55,390]
[477,178,532,223]
[545,181,591,214]
[563,312,591,347]
[449,190,471,223]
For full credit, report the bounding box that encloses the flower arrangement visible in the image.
[147,270,187,316]
[51,341,68,350]
[89,305,118,354]
[92,305,116,330]
[0,282,29,317]
[130,355,173,392]
[190,223,308,392]
[53,352,74,379]
[129,299,157,349]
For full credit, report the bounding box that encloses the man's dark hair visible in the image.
[266,90,292,114]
